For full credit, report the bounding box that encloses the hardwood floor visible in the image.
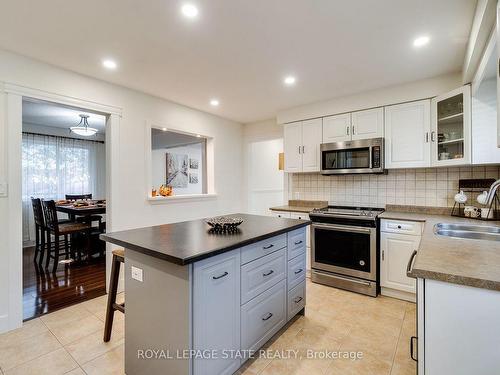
[23,246,106,321]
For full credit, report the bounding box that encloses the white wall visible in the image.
[0,49,243,332]
[152,143,204,195]
[277,73,462,124]
[243,119,285,215]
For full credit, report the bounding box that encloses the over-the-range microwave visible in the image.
[320,137,385,175]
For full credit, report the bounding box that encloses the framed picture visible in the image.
[189,158,199,169]
[166,153,188,188]
[189,173,198,184]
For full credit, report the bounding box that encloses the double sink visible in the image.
[434,223,500,241]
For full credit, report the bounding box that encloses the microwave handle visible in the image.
[369,146,373,169]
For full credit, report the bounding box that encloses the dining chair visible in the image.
[31,198,47,264]
[41,199,92,273]
[65,193,103,228]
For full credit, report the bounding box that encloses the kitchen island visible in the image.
[101,213,310,375]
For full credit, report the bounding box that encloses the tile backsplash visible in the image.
[288,166,500,208]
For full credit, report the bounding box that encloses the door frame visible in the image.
[1,82,122,332]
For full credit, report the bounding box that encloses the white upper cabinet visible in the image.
[301,118,322,172]
[385,100,431,169]
[431,85,471,166]
[284,119,322,173]
[283,122,302,172]
[471,29,499,164]
[351,108,384,140]
[322,113,351,142]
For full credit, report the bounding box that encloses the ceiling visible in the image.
[23,99,106,133]
[0,0,476,123]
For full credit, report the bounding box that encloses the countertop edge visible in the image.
[269,206,316,213]
[100,220,311,265]
[409,267,500,292]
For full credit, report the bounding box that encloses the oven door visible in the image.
[311,222,377,281]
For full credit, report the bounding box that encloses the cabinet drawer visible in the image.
[287,227,307,260]
[241,249,286,304]
[241,279,286,353]
[287,280,306,321]
[271,211,291,219]
[381,219,423,236]
[287,253,306,290]
[241,234,287,265]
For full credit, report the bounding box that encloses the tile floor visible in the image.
[0,280,416,375]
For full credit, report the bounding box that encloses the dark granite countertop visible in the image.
[101,213,310,265]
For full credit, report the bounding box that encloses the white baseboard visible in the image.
[381,287,416,303]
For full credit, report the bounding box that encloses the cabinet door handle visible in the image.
[352,125,355,135]
[262,312,273,321]
[407,250,418,277]
[346,125,350,135]
[293,296,303,304]
[263,270,274,277]
[294,268,303,275]
[431,131,436,142]
[410,336,418,362]
[382,250,385,261]
[298,145,301,154]
[212,271,228,280]
[294,240,303,245]
[263,244,274,250]
[302,145,305,154]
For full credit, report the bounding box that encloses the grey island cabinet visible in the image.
[101,213,310,375]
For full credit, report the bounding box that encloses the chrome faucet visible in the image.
[485,179,500,206]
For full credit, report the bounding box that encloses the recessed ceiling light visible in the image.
[162,127,167,131]
[196,134,201,138]
[181,3,198,18]
[102,59,117,70]
[284,76,296,86]
[210,99,220,107]
[413,36,430,47]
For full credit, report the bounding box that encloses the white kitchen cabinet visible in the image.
[351,107,384,140]
[385,100,431,169]
[471,29,499,164]
[193,250,241,375]
[431,85,471,166]
[284,119,322,172]
[283,122,302,172]
[380,219,422,301]
[272,211,291,219]
[415,278,500,375]
[380,232,419,295]
[323,113,351,142]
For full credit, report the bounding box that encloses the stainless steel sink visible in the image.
[434,223,500,241]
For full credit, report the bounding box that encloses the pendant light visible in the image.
[70,114,97,136]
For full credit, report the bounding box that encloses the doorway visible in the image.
[21,98,108,320]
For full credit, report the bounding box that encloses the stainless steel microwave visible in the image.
[320,137,385,175]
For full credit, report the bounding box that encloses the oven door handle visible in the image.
[312,223,372,234]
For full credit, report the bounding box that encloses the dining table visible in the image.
[55,200,106,262]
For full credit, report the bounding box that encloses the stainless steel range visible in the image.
[309,206,385,297]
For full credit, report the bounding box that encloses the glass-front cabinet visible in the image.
[431,85,471,166]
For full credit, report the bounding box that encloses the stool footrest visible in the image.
[113,302,125,314]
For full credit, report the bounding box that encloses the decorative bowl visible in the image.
[206,216,243,233]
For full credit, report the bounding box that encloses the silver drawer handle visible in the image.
[263,244,274,250]
[294,296,303,304]
[294,268,303,275]
[263,270,274,277]
[212,271,228,280]
[262,312,273,321]
[294,240,303,245]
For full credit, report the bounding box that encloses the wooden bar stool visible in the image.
[103,249,125,342]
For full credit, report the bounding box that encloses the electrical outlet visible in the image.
[0,182,7,197]
[131,266,143,282]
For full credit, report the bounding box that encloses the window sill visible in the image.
[147,193,217,204]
